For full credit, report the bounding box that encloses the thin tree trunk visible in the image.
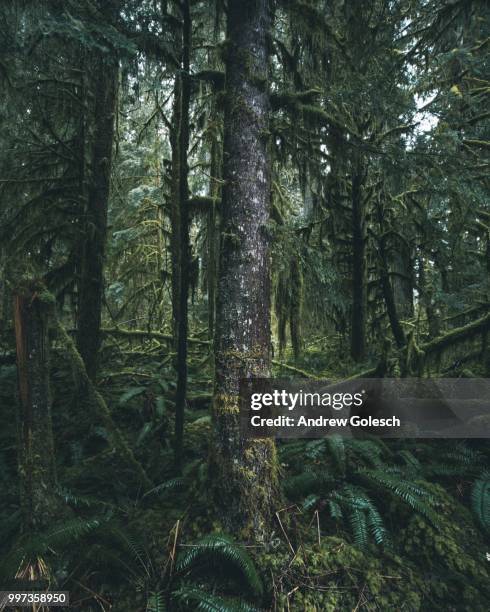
[391,241,414,319]
[212,0,279,541]
[376,199,406,349]
[206,7,222,341]
[172,0,191,474]
[77,52,118,381]
[351,157,366,361]
[13,282,59,532]
[207,135,219,340]
[170,77,182,345]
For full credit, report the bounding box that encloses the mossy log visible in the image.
[56,321,153,490]
[421,312,490,356]
[272,360,321,379]
[101,326,211,346]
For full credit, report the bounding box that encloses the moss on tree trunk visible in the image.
[212,0,280,541]
[13,281,60,532]
[77,44,118,381]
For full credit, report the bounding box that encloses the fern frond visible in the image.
[325,435,345,474]
[45,517,102,548]
[335,485,386,546]
[359,469,439,527]
[0,518,102,579]
[302,494,320,510]
[278,440,307,464]
[283,470,333,498]
[347,505,368,547]
[471,470,490,532]
[147,590,166,612]
[397,450,421,470]
[143,477,186,498]
[364,501,386,545]
[105,526,153,579]
[172,586,260,612]
[305,439,326,459]
[328,499,343,520]
[176,534,263,598]
[347,439,386,468]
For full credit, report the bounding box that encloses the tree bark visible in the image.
[13,282,59,532]
[375,199,406,349]
[77,49,118,381]
[350,156,366,361]
[212,0,279,541]
[207,134,220,341]
[206,7,222,342]
[171,0,191,474]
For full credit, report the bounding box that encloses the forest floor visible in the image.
[0,332,489,611]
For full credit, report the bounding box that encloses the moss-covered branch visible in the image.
[102,327,211,346]
[421,312,490,355]
[55,321,154,490]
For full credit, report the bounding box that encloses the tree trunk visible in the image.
[350,157,366,361]
[212,0,279,541]
[206,8,222,342]
[391,241,414,320]
[376,200,406,349]
[207,134,220,341]
[13,282,59,532]
[171,0,191,474]
[77,51,118,381]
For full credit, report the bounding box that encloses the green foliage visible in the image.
[146,591,166,612]
[176,534,263,599]
[280,437,488,548]
[0,517,102,581]
[0,0,489,609]
[471,470,490,532]
[172,586,260,612]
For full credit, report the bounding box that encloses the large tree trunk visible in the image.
[76,50,118,381]
[13,283,59,532]
[171,0,191,474]
[212,0,279,541]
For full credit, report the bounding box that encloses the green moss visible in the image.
[257,483,490,610]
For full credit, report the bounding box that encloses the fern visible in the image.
[0,518,102,579]
[105,525,153,579]
[328,499,343,520]
[359,469,439,527]
[347,505,369,547]
[332,486,387,547]
[305,439,327,460]
[326,435,346,474]
[302,493,320,510]
[147,590,166,612]
[172,586,261,612]
[176,534,263,599]
[347,439,386,469]
[283,469,333,498]
[278,440,308,464]
[142,477,186,498]
[471,470,490,532]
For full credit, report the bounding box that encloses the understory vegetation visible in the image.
[0,0,489,610]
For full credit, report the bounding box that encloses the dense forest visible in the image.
[0,0,489,610]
